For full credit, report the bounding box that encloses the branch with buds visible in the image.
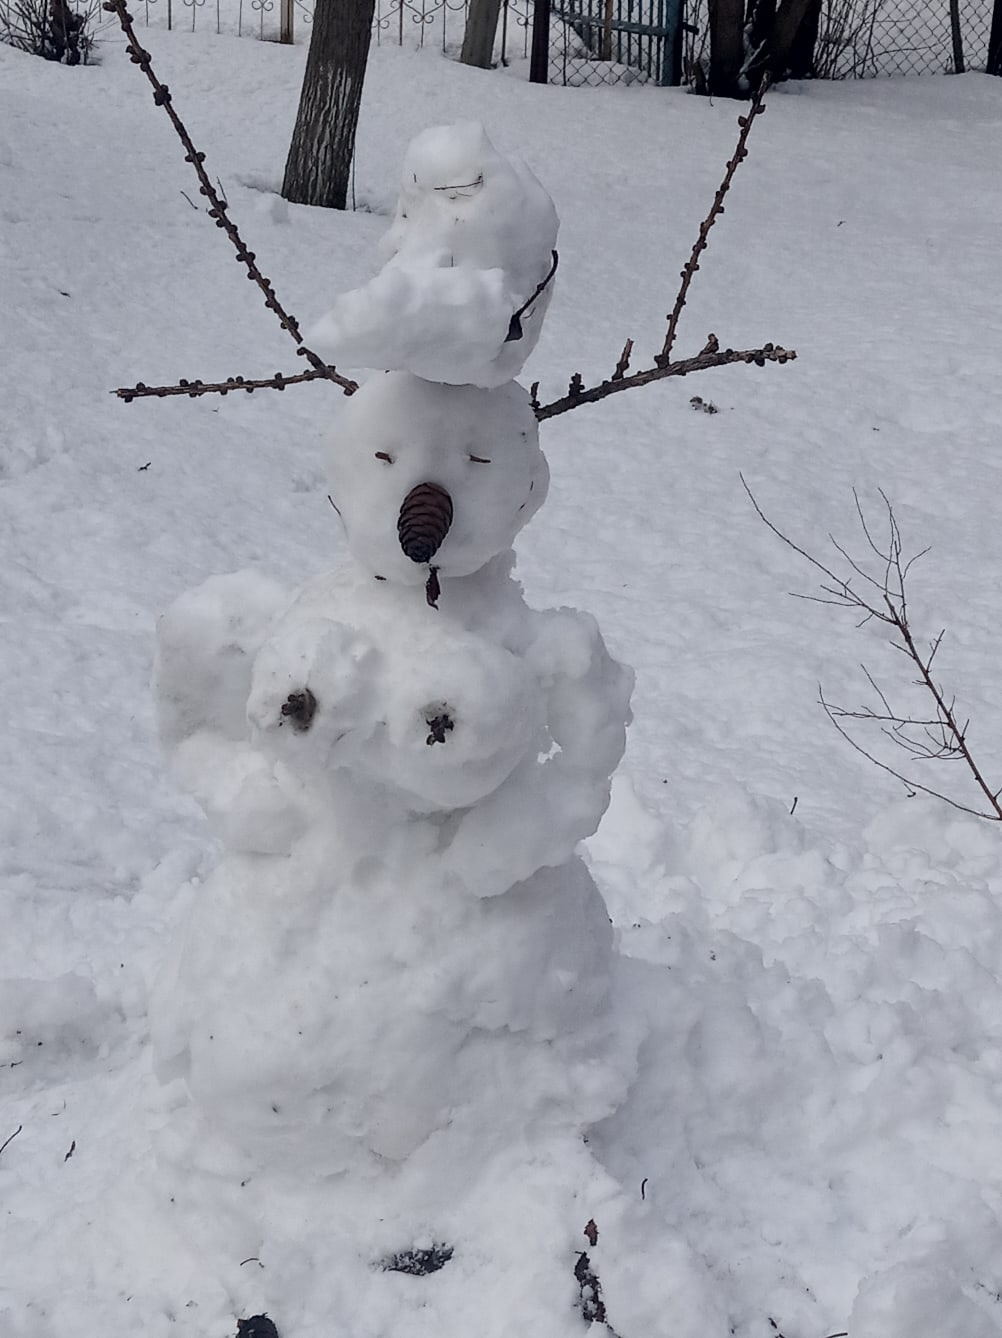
[103,0,356,398]
[745,478,1002,823]
[532,81,794,420]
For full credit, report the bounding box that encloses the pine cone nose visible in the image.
[398,481,453,565]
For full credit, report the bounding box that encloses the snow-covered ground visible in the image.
[3,22,1002,1338]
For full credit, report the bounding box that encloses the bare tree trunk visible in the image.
[990,0,1002,75]
[786,0,820,76]
[282,0,375,210]
[766,0,818,78]
[461,0,503,66]
[707,0,744,95]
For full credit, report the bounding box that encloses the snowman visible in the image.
[146,125,724,1338]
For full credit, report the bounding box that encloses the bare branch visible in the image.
[536,344,795,421]
[102,0,356,397]
[752,489,1002,822]
[611,339,634,382]
[821,691,1000,821]
[114,369,333,401]
[535,79,792,423]
[659,78,770,367]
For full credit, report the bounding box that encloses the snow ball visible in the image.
[328,372,548,585]
[309,122,559,386]
[155,571,289,751]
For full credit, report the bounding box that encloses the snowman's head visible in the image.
[402,121,494,200]
[328,373,549,588]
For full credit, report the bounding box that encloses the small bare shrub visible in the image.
[0,0,101,63]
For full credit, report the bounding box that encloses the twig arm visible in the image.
[659,80,770,367]
[536,343,795,421]
[102,0,356,396]
[113,369,332,401]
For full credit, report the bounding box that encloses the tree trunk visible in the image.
[281,0,375,211]
[987,0,1001,74]
[460,0,503,67]
[786,0,820,77]
[765,0,819,80]
[707,0,744,96]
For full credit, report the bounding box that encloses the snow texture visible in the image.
[309,122,559,386]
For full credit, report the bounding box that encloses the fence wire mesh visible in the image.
[6,0,995,83]
[683,0,997,80]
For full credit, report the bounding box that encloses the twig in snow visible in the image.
[101,0,355,397]
[0,1125,23,1160]
[745,478,1002,822]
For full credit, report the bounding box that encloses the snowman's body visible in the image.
[152,558,634,1176]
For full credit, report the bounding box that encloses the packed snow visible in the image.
[326,371,548,583]
[309,122,559,386]
[3,20,1002,1338]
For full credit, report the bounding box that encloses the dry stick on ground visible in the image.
[743,476,1002,822]
[102,0,356,401]
[533,83,795,422]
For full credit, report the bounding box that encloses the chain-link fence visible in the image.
[682,0,997,80]
[10,0,994,83]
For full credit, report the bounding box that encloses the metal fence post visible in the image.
[529,0,550,81]
[989,0,1002,75]
[280,0,293,42]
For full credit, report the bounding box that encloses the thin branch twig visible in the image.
[535,343,795,421]
[659,78,771,367]
[0,1125,23,1160]
[747,481,1002,822]
[101,0,356,396]
[535,85,792,422]
[114,369,333,401]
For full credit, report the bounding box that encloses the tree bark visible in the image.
[460,0,503,67]
[707,0,744,96]
[786,0,820,77]
[987,0,1002,74]
[281,0,376,210]
[766,0,819,79]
